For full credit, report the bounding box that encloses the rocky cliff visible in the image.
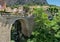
[4,0,48,6]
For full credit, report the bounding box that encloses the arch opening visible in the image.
[11,20,22,42]
[11,19,29,42]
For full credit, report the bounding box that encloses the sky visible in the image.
[47,0,60,6]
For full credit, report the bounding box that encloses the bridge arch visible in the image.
[10,18,32,42]
[11,18,30,36]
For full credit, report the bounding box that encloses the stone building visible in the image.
[0,0,34,42]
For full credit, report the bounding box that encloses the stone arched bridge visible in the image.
[0,11,34,42]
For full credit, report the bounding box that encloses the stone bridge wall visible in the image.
[0,14,34,42]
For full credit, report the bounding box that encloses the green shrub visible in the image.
[27,8,60,42]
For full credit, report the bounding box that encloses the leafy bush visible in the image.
[27,8,60,42]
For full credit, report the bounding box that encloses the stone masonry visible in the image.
[0,2,34,42]
[0,0,34,42]
[0,9,34,42]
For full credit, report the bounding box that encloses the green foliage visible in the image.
[47,7,59,16]
[27,8,60,42]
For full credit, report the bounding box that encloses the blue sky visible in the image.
[47,0,60,6]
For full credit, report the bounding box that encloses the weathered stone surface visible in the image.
[0,12,34,42]
[0,22,10,42]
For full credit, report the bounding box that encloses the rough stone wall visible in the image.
[0,22,11,42]
[0,14,34,42]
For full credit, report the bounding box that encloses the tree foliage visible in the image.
[27,7,60,42]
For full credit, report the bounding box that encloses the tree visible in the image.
[27,7,60,42]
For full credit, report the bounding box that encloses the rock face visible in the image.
[4,0,48,6]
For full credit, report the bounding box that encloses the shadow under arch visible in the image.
[11,19,29,42]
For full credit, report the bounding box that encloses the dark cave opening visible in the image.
[11,20,22,42]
